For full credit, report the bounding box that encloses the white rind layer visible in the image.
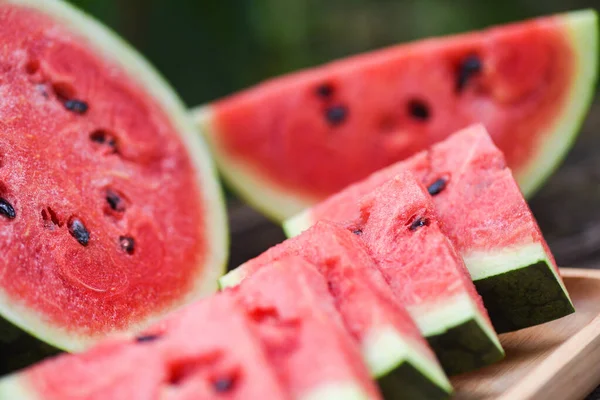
[195,106,315,221]
[0,376,36,400]
[300,382,373,400]
[363,327,451,393]
[464,243,573,307]
[0,0,228,351]
[410,293,503,354]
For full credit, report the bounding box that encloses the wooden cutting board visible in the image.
[451,268,600,400]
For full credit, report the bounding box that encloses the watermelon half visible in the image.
[0,293,289,400]
[0,0,227,360]
[194,10,597,221]
[234,257,382,400]
[286,125,573,333]
[221,221,452,399]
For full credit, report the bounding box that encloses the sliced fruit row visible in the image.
[0,127,574,399]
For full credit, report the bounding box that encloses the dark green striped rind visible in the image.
[426,318,504,376]
[377,361,452,400]
[474,261,575,333]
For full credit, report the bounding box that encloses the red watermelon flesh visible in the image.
[286,125,574,332]
[235,257,382,400]
[0,293,288,400]
[196,10,597,221]
[0,0,226,351]
[221,221,451,398]
[345,171,503,374]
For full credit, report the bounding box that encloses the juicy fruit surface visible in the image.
[236,258,382,400]
[0,3,218,341]
[205,13,578,217]
[235,222,429,353]
[288,125,573,331]
[292,126,557,272]
[227,221,451,397]
[347,172,503,373]
[0,294,289,400]
[349,173,491,329]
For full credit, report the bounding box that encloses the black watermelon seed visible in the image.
[0,198,16,219]
[427,178,447,196]
[315,84,334,98]
[408,99,430,121]
[135,334,160,343]
[64,99,89,115]
[213,377,235,393]
[352,229,363,235]
[119,236,135,255]
[325,105,348,126]
[409,217,429,231]
[456,55,482,92]
[106,190,125,212]
[68,218,90,246]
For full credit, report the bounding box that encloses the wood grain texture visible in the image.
[451,268,600,400]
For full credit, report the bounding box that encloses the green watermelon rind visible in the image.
[516,9,598,197]
[299,382,373,400]
[0,0,228,352]
[363,327,452,398]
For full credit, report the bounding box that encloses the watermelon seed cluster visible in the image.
[0,198,15,219]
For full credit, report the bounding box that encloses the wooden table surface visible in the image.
[224,101,600,399]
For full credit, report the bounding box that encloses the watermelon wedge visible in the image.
[0,0,227,364]
[286,125,574,333]
[221,221,452,398]
[234,257,382,400]
[194,10,597,221]
[0,293,289,400]
[348,172,504,373]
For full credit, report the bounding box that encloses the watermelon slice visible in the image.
[0,0,227,361]
[221,221,452,398]
[348,172,504,374]
[286,125,574,333]
[234,257,382,400]
[0,293,289,400]
[194,10,597,221]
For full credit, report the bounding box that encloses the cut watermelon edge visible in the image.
[299,382,373,400]
[195,105,315,221]
[0,376,30,399]
[363,326,452,395]
[0,0,228,352]
[517,9,598,197]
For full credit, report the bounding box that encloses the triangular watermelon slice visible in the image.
[0,293,289,400]
[286,125,574,333]
[347,172,503,374]
[234,257,382,400]
[195,10,597,221]
[221,221,452,398]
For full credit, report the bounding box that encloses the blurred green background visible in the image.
[67,0,598,108]
[65,0,600,270]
